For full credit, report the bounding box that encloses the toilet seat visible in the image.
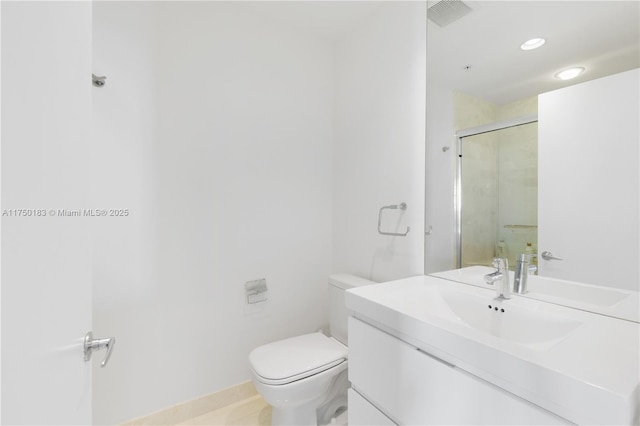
[249,332,347,386]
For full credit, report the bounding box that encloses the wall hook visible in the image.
[92,74,106,87]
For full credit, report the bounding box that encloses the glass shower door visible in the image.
[458,120,538,270]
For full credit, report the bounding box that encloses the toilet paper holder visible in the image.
[245,278,268,304]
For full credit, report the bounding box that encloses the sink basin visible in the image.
[430,266,639,322]
[377,279,584,351]
[421,285,583,350]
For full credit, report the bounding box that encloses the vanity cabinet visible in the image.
[348,316,569,425]
[348,389,396,426]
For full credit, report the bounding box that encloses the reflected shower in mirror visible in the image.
[453,92,539,270]
[459,120,537,270]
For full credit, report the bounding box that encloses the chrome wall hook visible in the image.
[92,74,106,87]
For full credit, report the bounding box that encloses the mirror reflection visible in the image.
[425,1,639,321]
[460,120,538,270]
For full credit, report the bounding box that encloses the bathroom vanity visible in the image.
[345,271,640,425]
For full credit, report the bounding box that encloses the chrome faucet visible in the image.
[484,257,511,299]
[513,253,537,294]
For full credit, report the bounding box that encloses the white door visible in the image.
[1,2,93,423]
[538,69,639,290]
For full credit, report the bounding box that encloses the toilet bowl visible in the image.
[249,332,348,425]
[248,274,375,426]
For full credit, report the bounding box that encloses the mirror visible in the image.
[425,1,639,318]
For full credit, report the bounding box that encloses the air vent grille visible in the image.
[428,0,472,27]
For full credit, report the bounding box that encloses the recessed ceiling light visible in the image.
[520,38,546,51]
[554,67,585,80]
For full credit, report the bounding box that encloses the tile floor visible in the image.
[178,394,272,426]
[175,395,348,426]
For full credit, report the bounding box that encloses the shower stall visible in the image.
[456,116,538,270]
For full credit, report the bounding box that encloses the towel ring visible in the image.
[377,203,410,237]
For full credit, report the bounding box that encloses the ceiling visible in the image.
[428,1,640,105]
[239,1,638,105]
[236,1,382,41]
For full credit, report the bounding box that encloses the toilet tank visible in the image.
[328,274,376,346]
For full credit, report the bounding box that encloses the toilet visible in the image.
[248,274,375,426]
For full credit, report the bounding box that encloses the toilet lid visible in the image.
[249,332,347,385]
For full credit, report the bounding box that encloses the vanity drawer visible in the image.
[348,388,397,426]
[348,316,569,425]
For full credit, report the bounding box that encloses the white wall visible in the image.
[333,2,427,282]
[1,2,93,423]
[425,82,456,273]
[538,68,639,290]
[0,2,426,422]
[91,4,157,422]
[1,3,3,420]
[92,3,333,423]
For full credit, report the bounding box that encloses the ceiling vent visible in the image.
[428,0,473,27]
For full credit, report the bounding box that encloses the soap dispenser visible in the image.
[530,242,538,267]
[525,242,537,269]
[524,242,533,255]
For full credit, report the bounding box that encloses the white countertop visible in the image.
[432,265,640,323]
[346,275,640,425]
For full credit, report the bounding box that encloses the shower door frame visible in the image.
[454,114,538,268]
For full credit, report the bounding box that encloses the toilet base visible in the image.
[265,369,349,426]
[271,401,318,426]
[316,371,348,425]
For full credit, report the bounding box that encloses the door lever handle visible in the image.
[541,251,564,261]
[84,331,116,368]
